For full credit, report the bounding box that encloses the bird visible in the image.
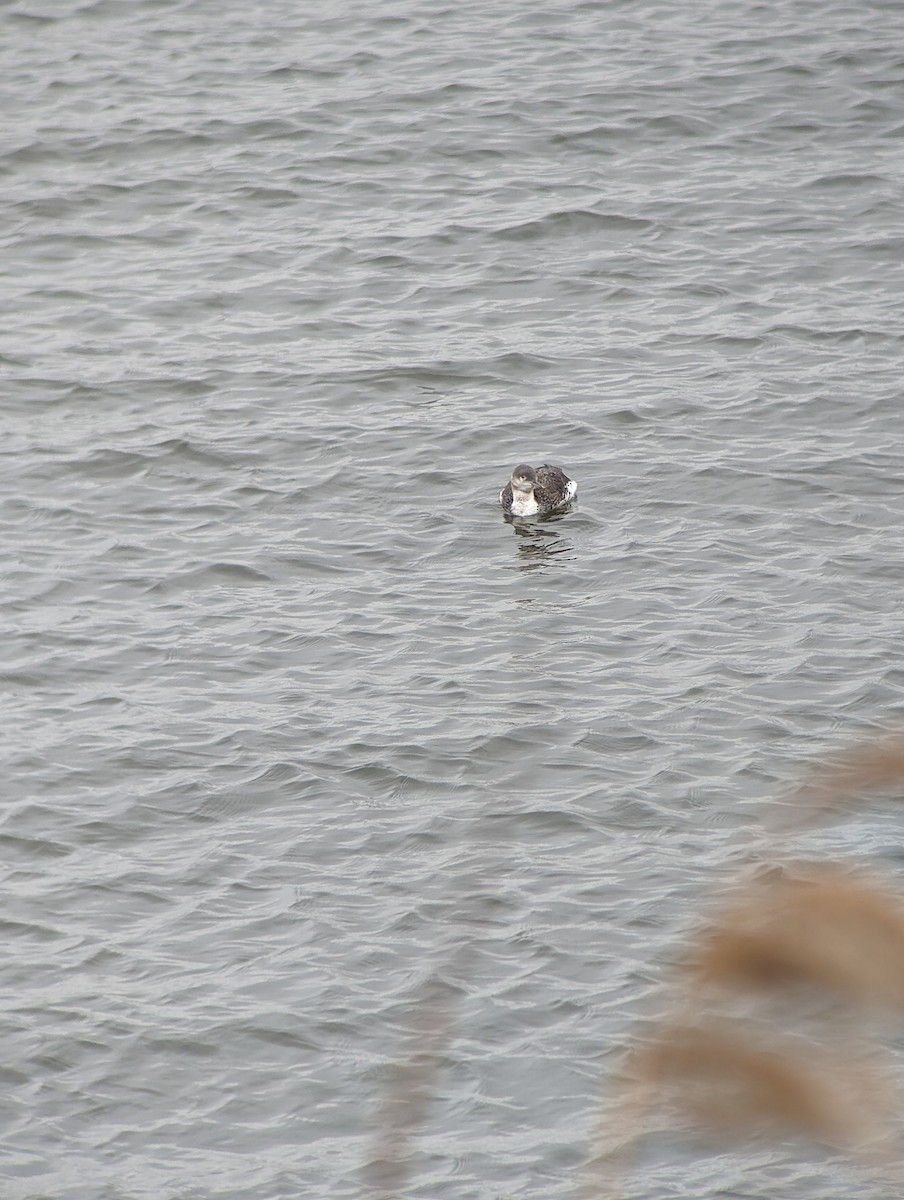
[499,463,577,516]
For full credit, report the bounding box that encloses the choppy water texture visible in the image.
[4,0,904,1196]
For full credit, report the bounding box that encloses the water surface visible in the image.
[3,1,904,1196]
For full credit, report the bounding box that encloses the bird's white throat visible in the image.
[508,490,540,516]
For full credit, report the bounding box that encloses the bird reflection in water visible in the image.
[503,510,573,570]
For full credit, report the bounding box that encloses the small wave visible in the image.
[491,208,655,241]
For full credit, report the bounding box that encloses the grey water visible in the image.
[3,0,904,1196]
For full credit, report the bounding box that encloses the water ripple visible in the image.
[4,0,904,1196]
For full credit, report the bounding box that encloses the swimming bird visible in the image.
[499,463,577,516]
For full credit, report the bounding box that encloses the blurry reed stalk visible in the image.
[581,1052,658,1200]
[364,969,463,1199]
[689,863,904,1013]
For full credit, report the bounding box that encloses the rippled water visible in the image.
[4,0,904,1196]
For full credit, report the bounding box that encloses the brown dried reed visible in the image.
[628,1021,884,1150]
[592,725,904,1194]
[370,728,904,1196]
[785,728,904,825]
[690,864,904,1012]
